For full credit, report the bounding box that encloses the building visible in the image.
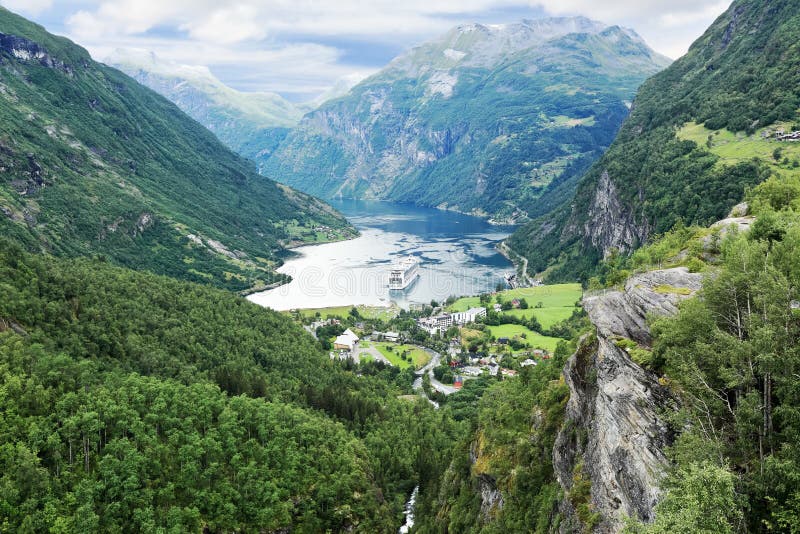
[417,313,453,334]
[777,130,800,141]
[493,303,502,313]
[384,331,400,342]
[520,359,537,367]
[451,306,487,325]
[333,328,359,351]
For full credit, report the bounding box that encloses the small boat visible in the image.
[388,256,420,290]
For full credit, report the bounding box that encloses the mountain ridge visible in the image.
[261,16,670,222]
[0,6,353,292]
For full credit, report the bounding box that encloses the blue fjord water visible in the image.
[248,199,514,310]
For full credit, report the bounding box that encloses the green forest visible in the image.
[0,241,462,531]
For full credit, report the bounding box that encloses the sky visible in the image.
[1,0,732,102]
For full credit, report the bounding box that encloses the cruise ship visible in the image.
[388,256,420,290]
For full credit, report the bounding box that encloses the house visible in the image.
[520,359,537,367]
[533,349,545,357]
[511,299,521,308]
[462,366,483,376]
[384,331,400,342]
[453,375,464,389]
[501,368,518,377]
[493,303,502,312]
[777,130,800,141]
[333,329,359,351]
[497,337,510,345]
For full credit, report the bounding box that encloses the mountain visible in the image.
[507,0,800,281]
[300,72,368,112]
[0,7,353,292]
[262,17,670,222]
[106,48,303,161]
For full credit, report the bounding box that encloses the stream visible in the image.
[399,485,419,533]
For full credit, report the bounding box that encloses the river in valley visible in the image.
[248,199,515,310]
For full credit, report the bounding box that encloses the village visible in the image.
[294,283,584,398]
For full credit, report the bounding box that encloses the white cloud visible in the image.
[1,0,53,16]
[530,0,732,58]
[49,1,735,97]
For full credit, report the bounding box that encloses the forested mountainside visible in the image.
[416,166,800,533]
[106,48,303,163]
[263,17,669,222]
[0,239,459,532]
[0,7,353,293]
[508,0,800,281]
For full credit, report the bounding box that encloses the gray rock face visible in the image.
[580,171,650,259]
[0,32,73,74]
[554,267,702,532]
[470,438,504,520]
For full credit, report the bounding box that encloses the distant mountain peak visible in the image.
[264,14,669,221]
[388,15,663,74]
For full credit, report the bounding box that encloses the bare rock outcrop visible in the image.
[554,267,702,532]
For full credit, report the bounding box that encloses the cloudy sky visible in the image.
[2,0,731,102]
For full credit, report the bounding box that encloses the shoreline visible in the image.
[246,199,517,308]
[245,226,363,296]
[496,241,533,286]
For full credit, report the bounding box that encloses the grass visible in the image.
[653,284,693,296]
[448,284,582,312]
[485,324,563,353]
[449,283,582,330]
[292,304,399,321]
[373,342,431,370]
[503,306,577,330]
[677,121,800,179]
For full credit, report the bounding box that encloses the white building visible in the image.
[452,306,487,325]
[384,331,400,342]
[333,328,359,351]
[418,314,453,334]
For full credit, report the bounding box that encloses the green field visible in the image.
[374,343,431,370]
[485,324,563,353]
[678,121,800,179]
[291,304,399,321]
[449,283,582,330]
[449,284,582,311]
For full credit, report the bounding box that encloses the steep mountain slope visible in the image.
[263,17,670,221]
[508,0,800,281]
[0,8,353,292]
[106,48,303,161]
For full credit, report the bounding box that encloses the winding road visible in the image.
[414,347,457,397]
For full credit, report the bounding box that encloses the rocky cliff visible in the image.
[554,267,702,532]
[263,17,669,221]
